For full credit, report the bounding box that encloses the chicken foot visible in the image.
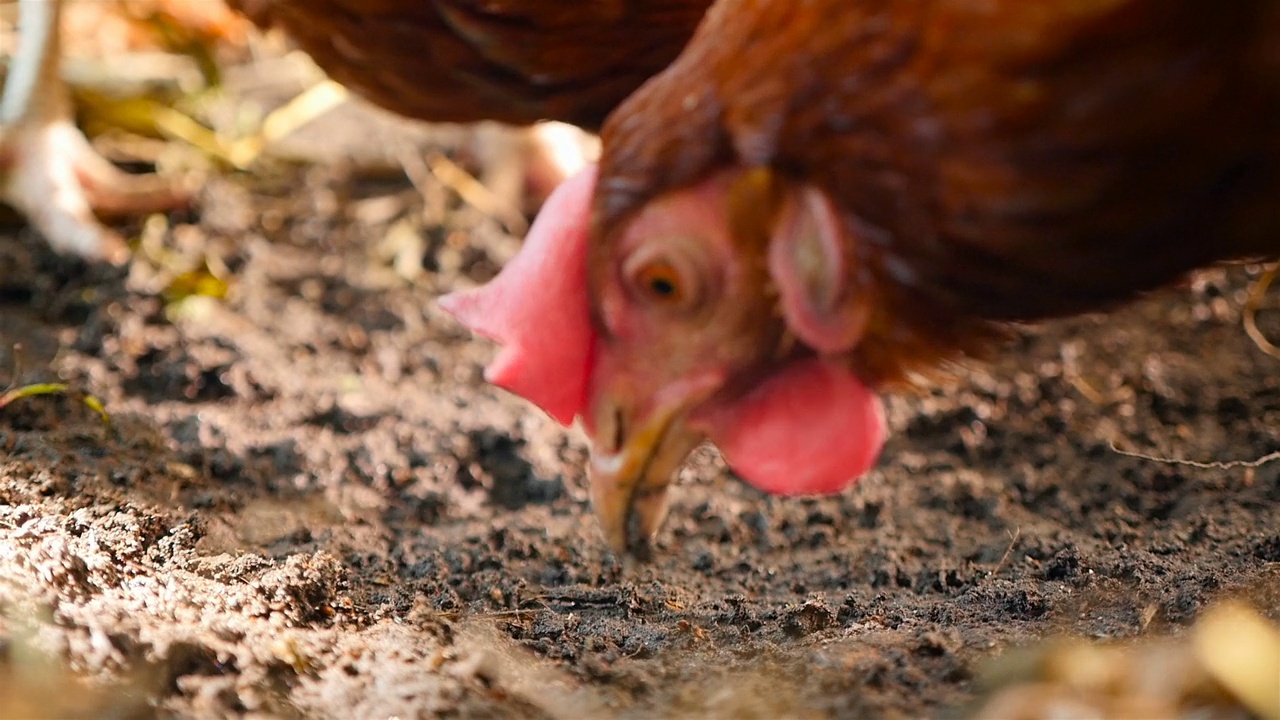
[0,0,189,263]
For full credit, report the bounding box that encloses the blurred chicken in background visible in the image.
[0,0,614,263]
[0,0,250,262]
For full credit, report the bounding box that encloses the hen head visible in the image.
[440,165,885,556]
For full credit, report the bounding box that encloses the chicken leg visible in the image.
[0,0,189,263]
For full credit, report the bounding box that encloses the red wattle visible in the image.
[696,359,885,495]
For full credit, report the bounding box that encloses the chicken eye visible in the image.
[635,261,684,303]
[620,239,713,314]
[622,245,706,312]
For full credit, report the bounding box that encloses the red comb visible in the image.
[437,166,599,426]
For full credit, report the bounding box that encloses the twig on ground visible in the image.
[1243,262,1280,359]
[399,144,528,236]
[1109,441,1280,470]
[988,527,1021,578]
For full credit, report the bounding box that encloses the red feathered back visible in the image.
[228,0,712,129]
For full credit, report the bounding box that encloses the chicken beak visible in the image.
[587,400,705,559]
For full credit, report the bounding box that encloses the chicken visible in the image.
[224,0,713,207]
[0,0,201,262]
[442,0,1280,555]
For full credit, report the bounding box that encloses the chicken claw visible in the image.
[0,0,189,264]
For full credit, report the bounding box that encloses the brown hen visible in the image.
[444,0,1280,555]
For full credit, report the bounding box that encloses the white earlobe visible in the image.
[767,186,868,354]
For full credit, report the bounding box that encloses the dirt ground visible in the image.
[2,53,1280,720]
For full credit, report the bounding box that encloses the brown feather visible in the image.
[595,0,1280,385]
[227,0,712,129]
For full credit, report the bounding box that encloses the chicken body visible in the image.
[230,0,712,210]
[445,0,1280,554]
[229,0,712,131]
